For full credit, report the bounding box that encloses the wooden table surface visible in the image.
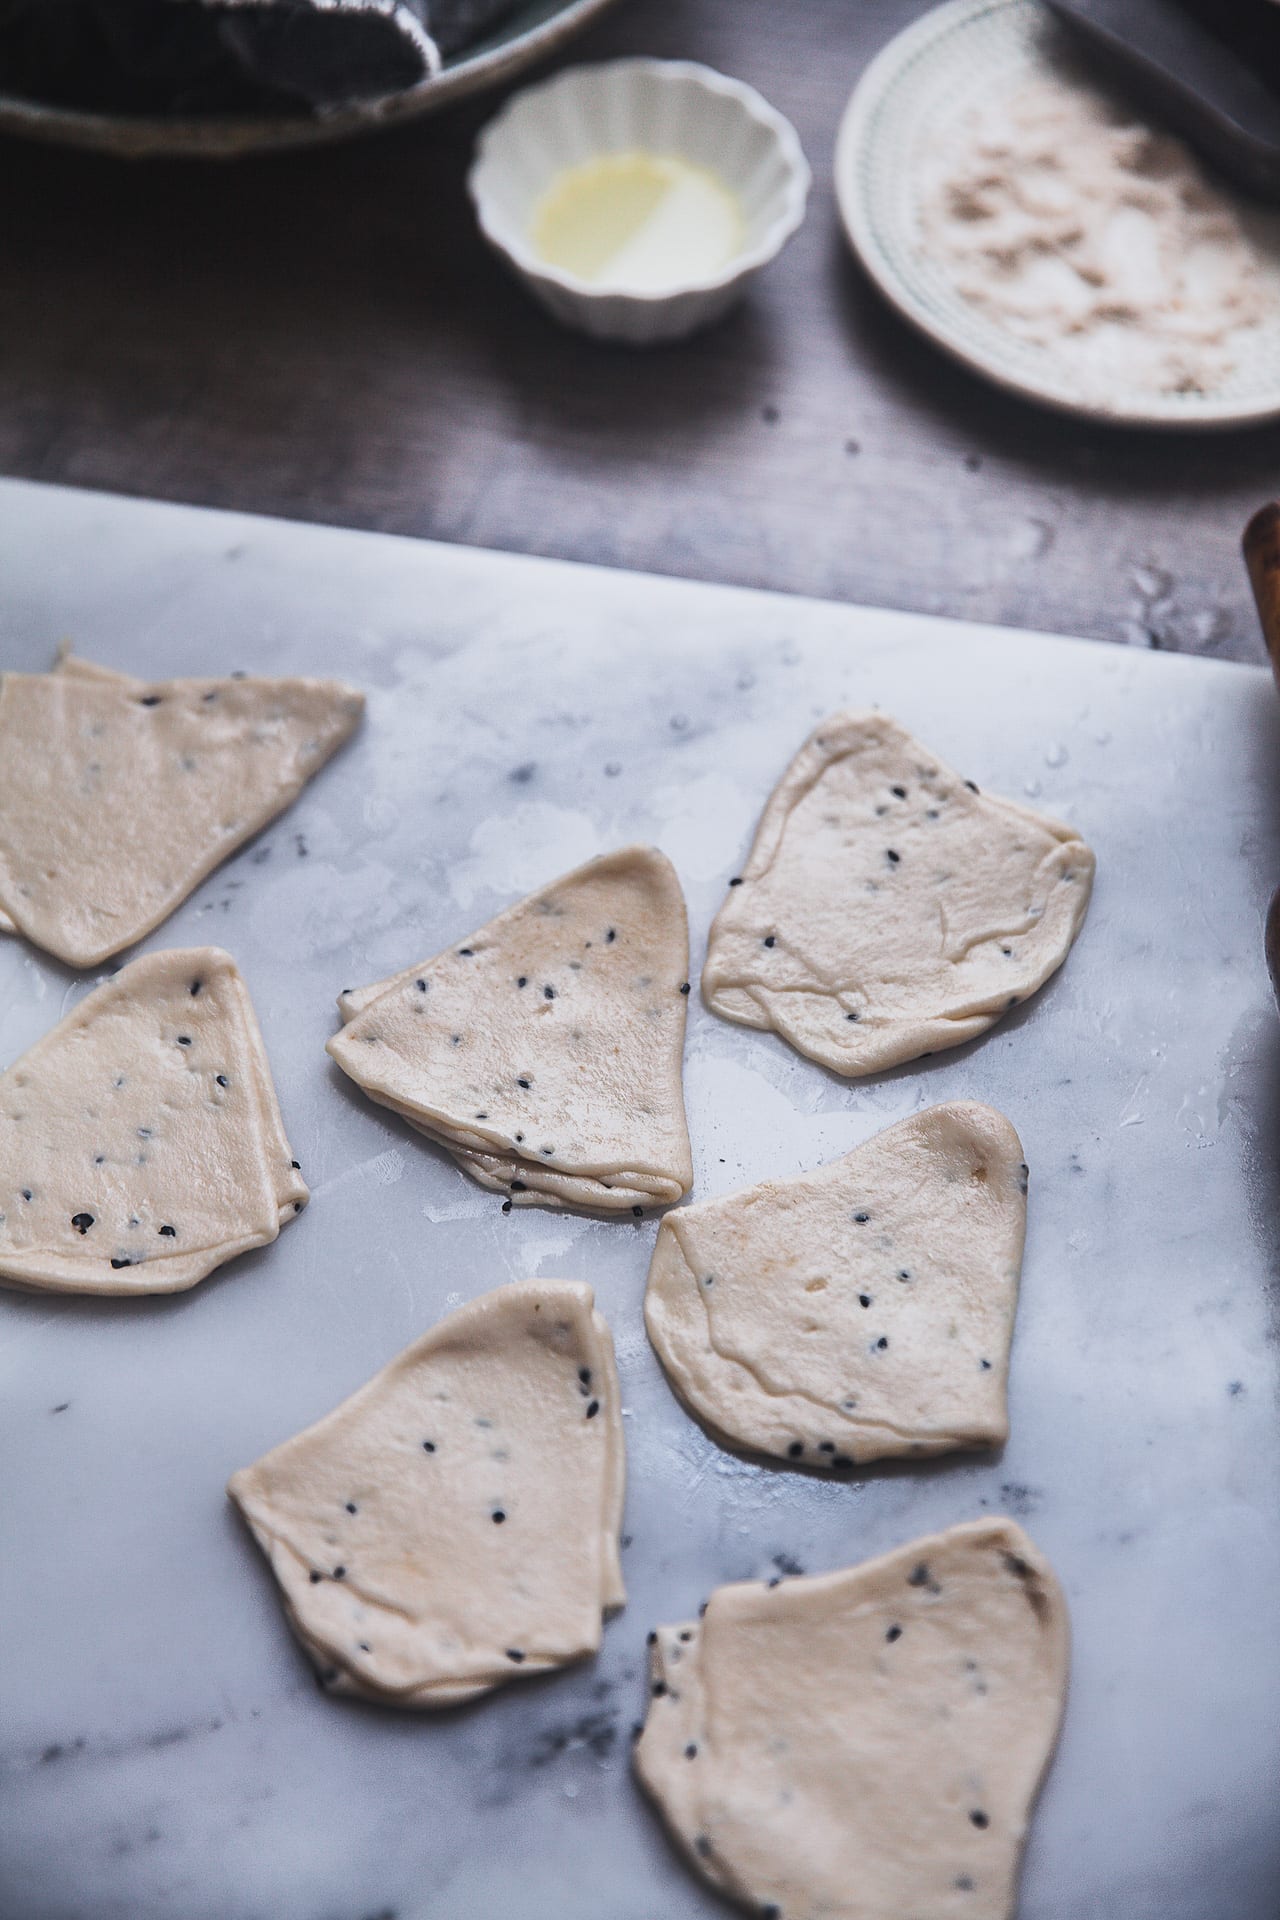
[1,0,1277,665]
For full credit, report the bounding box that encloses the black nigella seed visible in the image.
[606,928,616,943]
[819,1441,835,1454]
[501,1200,512,1214]
[898,1269,911,1280]
[646,1630,658,1646]
[854,1210,870,1224]
[544,985,555,1000]
[189,980,202,996]
[139,694,161,707]
[511,1180,527,1193]
[216,1075,228,1087]
[859,1293,871,1308]
[763,935,776,948]
[422,1440,436,1452]
[908,1562,931,1588]
[506,1648,525,1663]
[416,979,427,993]
[875,1336,889,1351]
[332,1567,345,1580]
[346,1503,357,1514]
[476,1112,488,1120]
[652,1681,667,1698]
[579,1367,591,1385]
[886,1624,902,1643]
[846,1011,859,1022]
[980,1358,992,1370]
[459,948,474,957]
[71,1212,94,1234]
[293,1201,303,1213]
[891,785,907,798]
[177,1035,192,1047]
[358,1642,371,1653]
[158,1224,176,1238]
[970,1810,989,1829]
[451,1034,461,1046]
[1001,945,1012,956]
[787,1441,803,1459]
[310,1571,322,1584]
[886,849,900,865]
[517,1077,530,1089]
[515,1132,524,1142]
[632,1205,643,1218]
[110,1257,133,1269]
[137,1127,151,1139]
[680,981,691,995]
[685,1743,698,1759]
[21,1189,31,1201]
[492,1509,506,1524]
[291,1160,300,1170]
[678,1629,693,1643]
[517,976,527,988]
[586,1400,600,1419]
[728,877,743,887]
[965,779,979,793]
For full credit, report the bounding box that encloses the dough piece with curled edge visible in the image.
[644,1102,1026,1470]
[328,846,694,1216]
[635,1518,1069,1920]
[0,652,364,967]
[229,1280,626,1707]
[0,945,306,1295]
[702,712,1094,1076]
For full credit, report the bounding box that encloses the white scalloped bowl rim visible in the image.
[468,58,810,305]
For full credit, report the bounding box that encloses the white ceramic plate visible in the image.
[0,0,622,158]
[834,0,1280,429]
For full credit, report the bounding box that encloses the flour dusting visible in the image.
[920,78,1274,395]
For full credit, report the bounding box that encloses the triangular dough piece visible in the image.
[645,1103,1026,1469]
[635,1518,1068,1920]
[702,712,1095,1076]
[229,1281,626,1707]
[327,847,694,1216]
[0,946,306,1295]
[0,654,364,966]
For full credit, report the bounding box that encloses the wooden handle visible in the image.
[1244,502,1280,679]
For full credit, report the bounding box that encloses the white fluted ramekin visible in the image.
[468,58,810,345]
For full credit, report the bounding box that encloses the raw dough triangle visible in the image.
[635,1518,1068,1920]
[645,1103,1026,1469]
[702,712,1094,1076]
[229,1281,626,1707]
[0,946,306,1295]
[327,847,694,1216]
[0,653,364,966]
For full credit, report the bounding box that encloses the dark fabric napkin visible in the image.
[0,0,524,113]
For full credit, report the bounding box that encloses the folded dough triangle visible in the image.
[229,1281,626,1707]
[0,945,306,1295]
[702,712,1095,1076]
[327,847,694,1216]
[635,1518,1068,1920]
[0,653,364,966]
[645,1103,1026,1469]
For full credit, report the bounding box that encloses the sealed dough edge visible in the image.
[635,1517,1069,1920]
[229,1280,627,1708]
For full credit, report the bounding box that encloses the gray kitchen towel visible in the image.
[0,0,526,113]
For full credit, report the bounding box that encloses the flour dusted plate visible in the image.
[834,0,1280,428]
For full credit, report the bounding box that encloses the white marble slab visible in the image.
[0,478,1278,1920]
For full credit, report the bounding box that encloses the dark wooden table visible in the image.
[1,0,1277,663]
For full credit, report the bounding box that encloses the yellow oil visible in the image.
[531,151,745,293]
